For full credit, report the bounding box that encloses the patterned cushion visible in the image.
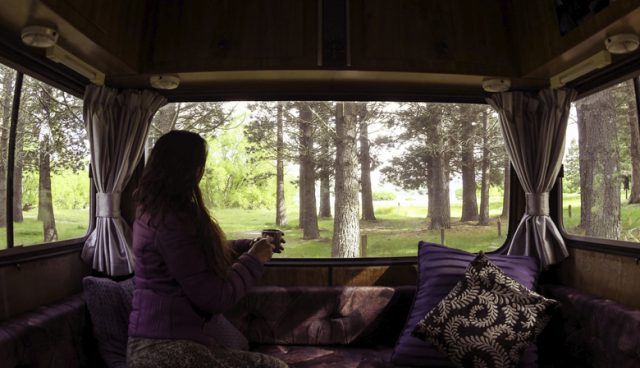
[83,276,135,368]
[412,253,558,368]
[391,242,540,367]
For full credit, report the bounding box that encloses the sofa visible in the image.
[1,278,639,367]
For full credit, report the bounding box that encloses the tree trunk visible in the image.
[275,102,287,226]
[425,111,450,230]
[332,102,360,257]
[478,110,491,225]
[319,175,332,217]
[628,78,640,204]
[0,70,13,227]
[501,157,510,219]
[298,103,319,239]
[460,110,478,222]
[39,137,58,242]
[359,105,376,221]
[576,90,620,239]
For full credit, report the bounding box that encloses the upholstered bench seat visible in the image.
[254,345,394,367]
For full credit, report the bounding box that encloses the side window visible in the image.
[6,74,89,248]
[563,79,640,244]
[148,101,509,258]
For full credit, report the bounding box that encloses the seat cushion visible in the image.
[253,345,394,368]
[226,286,396,345]
[83,276,135,368]
[391,242,541,367]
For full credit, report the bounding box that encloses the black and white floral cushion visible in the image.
[411,253,558,368]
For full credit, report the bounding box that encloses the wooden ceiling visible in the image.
[0,0,639,100]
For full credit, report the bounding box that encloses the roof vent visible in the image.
[21,25,59,48]
[482,78,511,93]
[605,33,639,54]
[150,75,180,90]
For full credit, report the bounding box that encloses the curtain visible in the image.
[487,88,576,268]
[81,85,167,276]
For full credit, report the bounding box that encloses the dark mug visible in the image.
[261,229,284,253]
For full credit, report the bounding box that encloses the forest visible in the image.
[1,60,639,255]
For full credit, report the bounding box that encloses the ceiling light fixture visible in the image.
[21,25,59,48]
[150,75,180,90]
[482,78,511,93]
[550,50,611,89]
[605,33,640,54]
[46,45,105,85]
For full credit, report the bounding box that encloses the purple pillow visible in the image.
[391,242,540,367]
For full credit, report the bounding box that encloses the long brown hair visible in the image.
[134,130,233,277]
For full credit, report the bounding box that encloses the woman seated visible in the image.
[127,130,288,368]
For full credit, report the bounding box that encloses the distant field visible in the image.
[9,193,640,255]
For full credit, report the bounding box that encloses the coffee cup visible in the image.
[261,229,284,253]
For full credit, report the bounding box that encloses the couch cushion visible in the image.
[391,242,540,367]
[543,285,640,368]
[83,276,135,368]
[253,345,393,367]
[412,253,557,368]
[226,286,396,345]
[0,295,86,368]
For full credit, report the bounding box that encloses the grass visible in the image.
[561,193,640,242]
[0,208,89,249]
[14,192,640,256]
[215,199,508,258]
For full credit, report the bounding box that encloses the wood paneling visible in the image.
[0,251,89,321]
[41,0,148,71]
[260,266,329,287]
[506,0,640,78]
[332,265,417,286]
[349,0,515,76]
[557,248,640,308]
[146,0,318,73]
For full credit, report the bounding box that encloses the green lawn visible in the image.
[215,200,507,258]
[0,201,508,256]
[561,193,640,242]
[0,208,89,249]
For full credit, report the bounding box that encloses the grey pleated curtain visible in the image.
[81,85,167,276]
[487,88,576,268]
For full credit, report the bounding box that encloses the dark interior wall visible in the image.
[0,249,89,322]
[556,247,640,308]
[505,0,640,78]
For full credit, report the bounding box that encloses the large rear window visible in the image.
[148,101,509,258]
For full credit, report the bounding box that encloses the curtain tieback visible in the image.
[96,192,121,218]
[525,192,549,216]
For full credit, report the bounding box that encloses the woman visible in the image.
[127,130,288,368]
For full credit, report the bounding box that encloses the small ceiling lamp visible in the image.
[605,33,640,54]
[482,78,511,93]
[21,25,59,48]
[150,75,180,90]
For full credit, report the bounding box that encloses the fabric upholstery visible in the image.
[391,242,540,367]
[83,275,249,367]
[0,295,86,368]
[226,286,396,345]
[543,285,640,368]
[412,253,558,368]
[253,345,394,368]
[83,276,135,368]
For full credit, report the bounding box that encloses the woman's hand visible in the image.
[247,238,275,264]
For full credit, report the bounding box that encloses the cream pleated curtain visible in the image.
[81,85,166,276]
[487,88,576,268]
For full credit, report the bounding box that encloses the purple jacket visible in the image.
[128,211,264,345]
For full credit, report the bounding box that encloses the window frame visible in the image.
[0,64,93,258]
[555,68,640,258]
